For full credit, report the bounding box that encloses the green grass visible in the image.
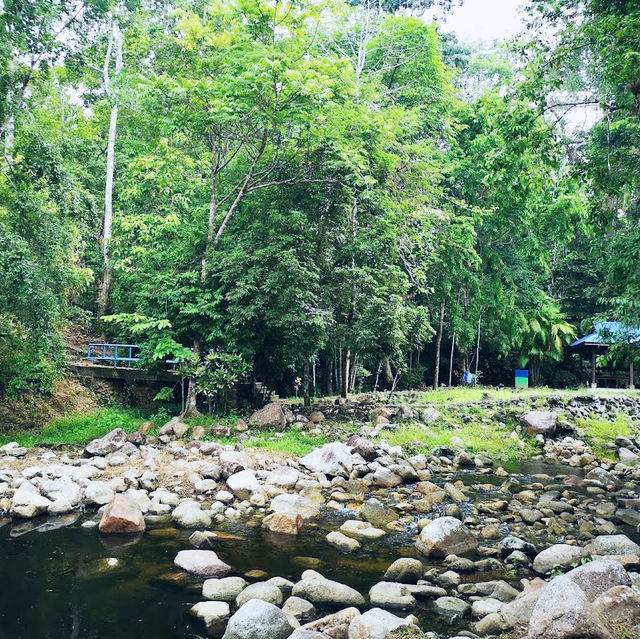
[412,385,566,404]
[379,420,540,461]
[574,413,635,460]
[204,427,330,456]
[0,407,152,448]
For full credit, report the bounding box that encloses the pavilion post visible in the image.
[591,348,597,388]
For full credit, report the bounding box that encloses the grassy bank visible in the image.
[0,407,152,448]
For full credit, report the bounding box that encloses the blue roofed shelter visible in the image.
[571,322,640,389]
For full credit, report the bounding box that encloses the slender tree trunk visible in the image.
[182,339,202,417]
[448,329,456,387]
[98,17,123,320]
[349,352,358,392]
[433,302,445,390]
[303,358,310,407]
[475,316,481,377]
[312,360,316,397]
[383,356,394,386]
[341,348,350,398]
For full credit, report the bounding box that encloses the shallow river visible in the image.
[0,461,619,639]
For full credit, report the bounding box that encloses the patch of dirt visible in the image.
[0,376,112,431]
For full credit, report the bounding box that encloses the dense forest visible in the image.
[1,0,639,408]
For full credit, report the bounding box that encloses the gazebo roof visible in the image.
[571,321,640,348]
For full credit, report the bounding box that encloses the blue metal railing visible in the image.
[87,343,140,368]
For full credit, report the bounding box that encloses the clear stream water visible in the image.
[0,462,618,639]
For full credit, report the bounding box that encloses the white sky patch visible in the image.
[427,0,527,44]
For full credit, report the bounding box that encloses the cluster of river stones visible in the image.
[2,405,640,639]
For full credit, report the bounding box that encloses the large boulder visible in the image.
[415,516,477,558]
[500,578,546,628]
[85,428,128,456]
[222,600,292,639]
[348,608,411,639]
[527,576,614,639]
[190,601,230,631]
[532,544,587,575]
[174,550,232,577]
[99,494,145,534]
[292,577,365,607]
[564,559,631,601]
[227,470,261,500]
[249,403,286,430]
[300,443,355,476]
[38,477,82,507]
[521,411,558,436]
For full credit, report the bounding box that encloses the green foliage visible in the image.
[179,351,251,414]
[574,413,635,460]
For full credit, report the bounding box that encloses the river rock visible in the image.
[174,550,232,577]
[190,601,230,629]
[99,494,145,534]
[415,516,477,558]
[263,512,303,535]
[369,582,416,609]
[10,481,52,518]
[585,534,640,557]
[592,585,640,624]
[500,578,546,627]
[499,536,537,558]
[532,544,587,574]
[288,632,328,639]
[172,500,213,528]
[433,596,470,619]
[521,411,558,436]
[84,481,115,506]
[266,467,300,489]
[203,576,248,601]
[299,608,361,636]
[383,558,424,583]
[527,576,613,639]
[271,494,321,521]
[372,467,402,488]
[236,582,283,607]
[300,443,355,476]
[223,600,293,639]
[471,597,503,617]
[360,498,398,528]
[227,470,261,500]
[348,608,411,639]
[85,428,128,456]
[292,576,365,607]
[249,403,286,430]
[564,559,631,601]
[339,520,386,541]
[326,531,361,552]
[38,477,82,506]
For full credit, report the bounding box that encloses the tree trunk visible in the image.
[383,356,394,386]
[433,302,445,390]
[182,339,202,417]
[448,330,456,387]
[98,17,123,320]
[341,348,350,398]
[475,316,481,377]
[303,358,310,407]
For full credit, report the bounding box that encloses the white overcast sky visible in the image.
[428,0,528,43]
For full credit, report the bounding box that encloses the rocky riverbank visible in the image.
[2,400,640,638]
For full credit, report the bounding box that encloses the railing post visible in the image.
[114,345,118,368]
